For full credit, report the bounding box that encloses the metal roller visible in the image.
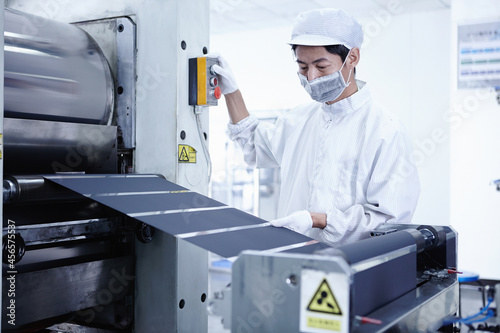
[4,8,114,124]
[3,118,117,174]
[3,8,118,174]
[3,175,83,204]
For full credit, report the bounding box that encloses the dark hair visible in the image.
[324,45,350,63]
[291,44,356,74]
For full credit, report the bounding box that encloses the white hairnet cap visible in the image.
[288,8,363,50]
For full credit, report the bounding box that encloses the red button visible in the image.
[214,86,222,99]
[210,77,218,87]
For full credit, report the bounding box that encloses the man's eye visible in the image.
[317,66,326,70]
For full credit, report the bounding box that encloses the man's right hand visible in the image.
[210,53,239,95]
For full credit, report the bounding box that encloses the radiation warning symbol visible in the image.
[178,144,196,163]
[307,278,342,315]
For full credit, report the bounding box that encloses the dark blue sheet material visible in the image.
[92,192,224,215]
[185,226,313,258]
[45,174,185,194]
[45,174,329,258]
[139,208,264,235]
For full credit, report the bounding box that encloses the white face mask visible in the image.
[298,54,352,103]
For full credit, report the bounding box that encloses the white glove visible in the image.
[209,53,239,95]
[270,210,313,235]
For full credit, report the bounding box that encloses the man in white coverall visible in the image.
[212,8,420,246]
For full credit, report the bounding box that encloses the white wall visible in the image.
[450,0,500,279]
[358,9,451,229]
[209,25,310,193]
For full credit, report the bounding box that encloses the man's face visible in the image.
[295,45,344,81]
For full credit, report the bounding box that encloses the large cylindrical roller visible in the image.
[4,8,114,124]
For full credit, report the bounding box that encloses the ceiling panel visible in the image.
[210,0,450,35]
[313,0,384,17]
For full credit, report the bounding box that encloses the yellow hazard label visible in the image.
[300,270,348,332]
[178,145,196,163]
[307,279,342,315]
[307,317,341,331]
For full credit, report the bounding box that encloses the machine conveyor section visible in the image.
[44,174,324,259]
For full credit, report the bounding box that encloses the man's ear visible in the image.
[347,47,360,68]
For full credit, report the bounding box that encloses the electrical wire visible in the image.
[443,298,494,326]
[462,310,495,325]
[195,108,212,183]
[461,298,493,324]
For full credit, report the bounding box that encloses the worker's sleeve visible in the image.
[227,115,282,168]
[318,129,420,245]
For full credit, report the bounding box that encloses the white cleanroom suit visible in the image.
[228,81,420,246]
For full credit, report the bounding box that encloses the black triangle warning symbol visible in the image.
[179,147,189,162]
[307,278,342,315]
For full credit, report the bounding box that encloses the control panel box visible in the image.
[188,57,221,106]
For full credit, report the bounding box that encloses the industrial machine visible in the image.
[1,2,466,332]
[231,225,460,332]
[2,1,216,331]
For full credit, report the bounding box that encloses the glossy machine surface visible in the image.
[4,8,114,125]
[3,8,118,175]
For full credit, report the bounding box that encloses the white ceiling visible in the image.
[210,0,451,35]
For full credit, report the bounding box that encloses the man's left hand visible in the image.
[270,210,313,234]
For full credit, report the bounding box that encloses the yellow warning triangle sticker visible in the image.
[178,145,196,163]
[307,278,342,315]
[179,146,189,162]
